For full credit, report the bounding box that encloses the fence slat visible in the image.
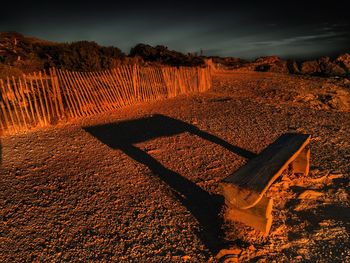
[11,76,29,130]
[58,69,80,118]
[19,77,35,125]
[88,71,111,112]
[0,102,10,130]
[94,71,115,110]
[27,76,44,126]
[114,67,133,104]
[110,69,128,105]
[105,69,126,107]
[66,70,89,117]
[38,71,51,123]
[50,68,65,118]
[100,70,121,108]
[78,71,103,114]
[119,66,134,103]
[48,68,61,119]
[6,77,22,130]
[32,72,49,124]
[72,71,96,115]
[42,71,55,119]
[84,71,102,112]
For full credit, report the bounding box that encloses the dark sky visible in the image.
[1,1,349,59]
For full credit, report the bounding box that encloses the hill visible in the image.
[0,32,206,78]
[0,32,125,76]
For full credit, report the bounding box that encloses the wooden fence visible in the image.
[0,65,212,136]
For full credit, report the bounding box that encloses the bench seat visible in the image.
[220,133,311,234]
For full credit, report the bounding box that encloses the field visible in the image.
[1,72,349,262]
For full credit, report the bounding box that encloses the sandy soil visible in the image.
[1,72,349,262]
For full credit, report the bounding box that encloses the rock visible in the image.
[248,245,256,251]
[318,57,346,77]
[299,55,349,77]
[182,255,191,261]
[298,190,323,199]
[254,56,281,64]
[322,63,346,76]
[216,248,242,260]
[301,60,320,75]
[309,174,328,183]
[335,53,350,73]
[328,173,343,180]
[254,56,289,73]
[316,89,350,111]
[342,78,350,86]
[269,61,289,73]
[255,64,271,72]
[212,57,249,69]
[287,59,300,74]
[318,56,330,64]
[223,257,239,263]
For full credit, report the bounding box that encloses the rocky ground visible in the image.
[1,72,349,262]
[212,53,350,78]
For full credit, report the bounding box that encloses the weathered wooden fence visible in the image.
[0,65,212,136]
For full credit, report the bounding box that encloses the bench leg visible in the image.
[224,196,273,235]
[292,145,310,176]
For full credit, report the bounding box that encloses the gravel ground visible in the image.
[1,72,349,262]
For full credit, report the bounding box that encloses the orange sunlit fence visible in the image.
[0,65,212,136]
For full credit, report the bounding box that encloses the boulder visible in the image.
[287,59,300,74]
[301,60,320,75]
[269,61,289,73]
[255,64,271,72]
[254,56,289,73]
[335,53,350,73]
[321,62,346,77]
[317,56,346,76]
[254,56,281,64]
[211,57,248,69]
[318,56,330,64]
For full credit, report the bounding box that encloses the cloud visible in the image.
[252,31,344,47]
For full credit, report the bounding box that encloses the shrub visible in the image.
[39,41,125,71]
[129,43,205,67]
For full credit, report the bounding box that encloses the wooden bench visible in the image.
[220,133,311,235]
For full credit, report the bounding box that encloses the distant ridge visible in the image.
[0,32,349,79]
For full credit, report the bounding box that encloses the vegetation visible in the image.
[0,32,126,72]
[210,56,248,69]
[0,32,205,75]
[2,31,347,77]
[40,41,125,71]
[129,43,205,67]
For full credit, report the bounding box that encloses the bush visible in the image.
[39,41,125,71]
[129,43,205,67]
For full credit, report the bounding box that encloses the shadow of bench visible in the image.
[220,133,311,235]
[83,114,256,254]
